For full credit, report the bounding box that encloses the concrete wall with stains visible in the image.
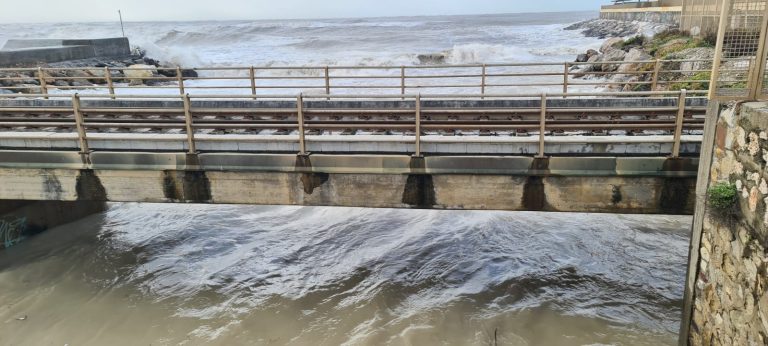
[0,152,697,214]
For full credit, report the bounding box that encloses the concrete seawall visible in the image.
[0,37,130,66]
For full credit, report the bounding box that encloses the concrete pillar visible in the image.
[0,200,105,248]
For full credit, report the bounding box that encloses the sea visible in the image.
[0,12,692,346]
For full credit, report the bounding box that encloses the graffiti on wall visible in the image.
[0,217,27,248]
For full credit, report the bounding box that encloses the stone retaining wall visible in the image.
[687,102,768,345]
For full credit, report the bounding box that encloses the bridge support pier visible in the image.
[0,199,105,249]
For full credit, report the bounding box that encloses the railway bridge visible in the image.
[0,90,707,222]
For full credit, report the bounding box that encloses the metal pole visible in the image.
[563,62,569,98]
[708,0,732,100]
[105,67,115,99]
[749,8,768,100]
[651,59,661,92]
[71,94,89,154]
[176,67,185,96]
[671,89,687,158]
[37,67,47,99]
[118,10,125,37]
[182,93,196,154]
[537,93,547,158]
[249,66,257,99]
[324,66,330,99]
[401,66,406,99]
[415,94,421,157]
[297,94,307,155]
[481,64,487,98]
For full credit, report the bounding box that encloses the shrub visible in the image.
[707,182,738,215]
[669,71,711,91]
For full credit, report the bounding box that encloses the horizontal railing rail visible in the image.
[0,59,717,98]
[0,90,704,158]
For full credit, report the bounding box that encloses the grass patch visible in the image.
[707,182,739,218]
[669,71,711,91]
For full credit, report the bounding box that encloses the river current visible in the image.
[0,204,690,345]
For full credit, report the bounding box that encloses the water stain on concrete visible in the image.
[75,169,107,201]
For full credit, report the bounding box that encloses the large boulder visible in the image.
[599,49,627,73]
[600,37,624,53]
[617,48,654,74]
[124,64,157,86]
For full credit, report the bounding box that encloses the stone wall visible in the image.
[688,102,768,345]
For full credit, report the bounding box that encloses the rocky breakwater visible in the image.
[0,50,197,95]
[569,28,717,92]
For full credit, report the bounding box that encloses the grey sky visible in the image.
[0,0,605,23]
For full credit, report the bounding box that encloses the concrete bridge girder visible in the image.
[0,151,697,214]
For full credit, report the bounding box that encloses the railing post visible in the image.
[671,89,687,158]
[249,66,257,99]
[37,67,48,99]
[537,93,547,158]
[651,59,661,92]
[414,93,421,157]
[324,66,330,98]
[563,62,569,98]
[481,64,487,99]
[105,67,115,99]
[71,93,89,154]
[297,94,307,155]
[176,67,185,96]
[400,66,406,97]
[182,93,196,154]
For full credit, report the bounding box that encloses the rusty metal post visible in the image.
[249,66,257,99]
[297,94,307,155]
[176,67,185,95]
[324,66,330,98]
[481,64,487,99]
[105,67,115,99]
[400,66,406,97]
[71,94,89,154]
[563,62,569,98]
[37,67,48,99]
[537,93,547,158]
[182,93,196,154]
[651,59,661,92]
[671,89,687,158]
[414,94,422,157]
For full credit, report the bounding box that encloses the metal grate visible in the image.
[681,0,725,37]
[709,0,768,100]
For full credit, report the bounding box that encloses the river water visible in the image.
[0,204,690,345]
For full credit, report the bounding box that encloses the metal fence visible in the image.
[709,0,768,100]
[0,59,715,98]
[0,90,705,158]
[681,0,725,36]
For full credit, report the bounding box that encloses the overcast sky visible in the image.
[0,0,605,23]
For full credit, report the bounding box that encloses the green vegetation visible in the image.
[634,29,714,58]
[707,182,738,216]
[669,71,711,91]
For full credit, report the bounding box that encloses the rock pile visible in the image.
[565,18,672,39]
[0,52,198,93]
